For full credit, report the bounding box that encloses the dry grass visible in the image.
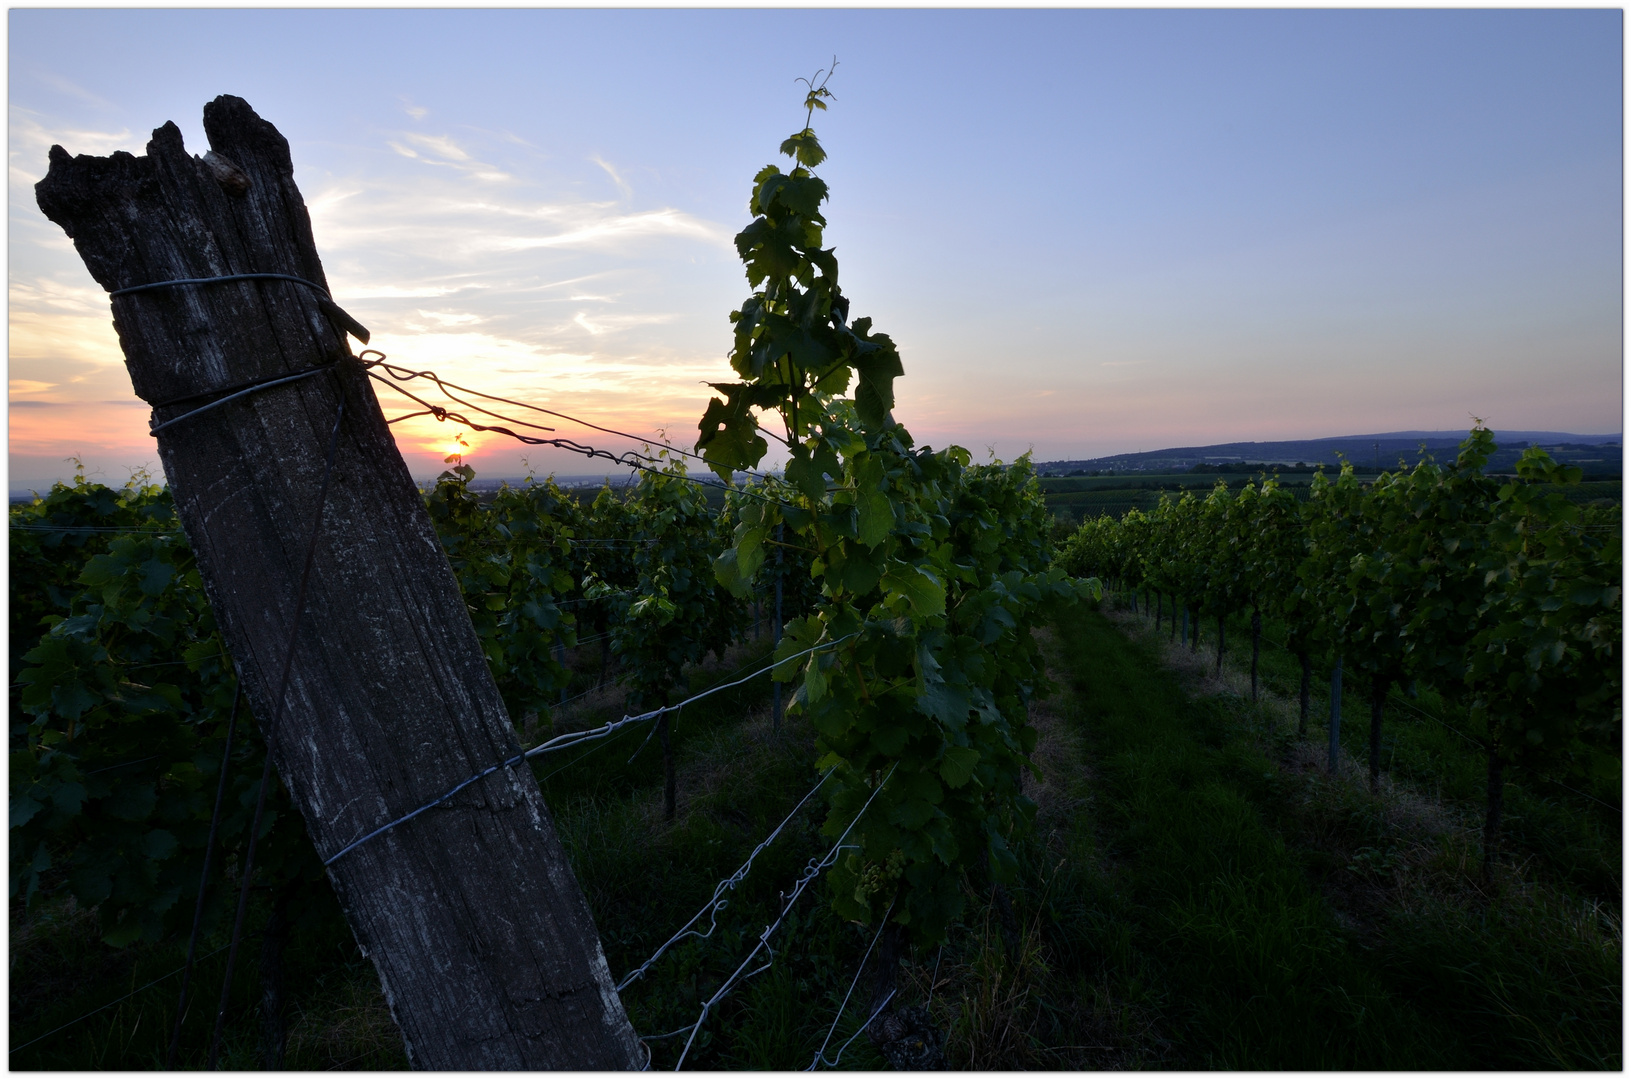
[10,892,97,957]
[896,831,1167,1070]
[283,968,407,1070]
[1023,636,1092,844]
[1098,595,1622,1020]
[867,626,1173,1070]
[931,888,1170,1071]
[1107,605,1311,729]
[935,894,1053,1068]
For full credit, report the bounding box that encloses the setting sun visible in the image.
[438,432,472,461]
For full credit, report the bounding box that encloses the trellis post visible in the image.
[35,96,642,1070]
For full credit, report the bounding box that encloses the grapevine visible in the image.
[696,75,1096,944]
[1056,424,1621,863]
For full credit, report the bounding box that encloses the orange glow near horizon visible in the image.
[7,23,1624,492]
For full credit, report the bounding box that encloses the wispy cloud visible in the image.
[413,309,484,327]
[591,154,632,200]
[28,70,116,111]
[338,282,490,300]
[10,112,748,485]
[498,209,726,251]
[9,106,135,190]
[9,277,110,315]
[397,131,470,163]
[386,130,510,182]
[9,308,124,369]
[572,310,677,336]
[307,177,730,266]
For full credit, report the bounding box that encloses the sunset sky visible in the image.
[8,8,1623,492]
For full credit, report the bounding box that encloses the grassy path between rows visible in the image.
[11,604,1618,1069]
[1015,600,1619,1069]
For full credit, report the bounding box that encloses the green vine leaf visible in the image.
[883,564,946,619]
[938,746,980,788]
[779,129,827,168]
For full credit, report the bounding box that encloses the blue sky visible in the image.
[9,8,1622,488]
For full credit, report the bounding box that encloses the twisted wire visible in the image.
[533,719,642,786]
[362,358,557,435]
[358,352,769,480]
[616,768,835,992]
[672,763,897,1070]
[355,351,796,508]
[806,896,897,1070]
[324,633,857,868]
[817,988,897,1071]
[537,633,796,785]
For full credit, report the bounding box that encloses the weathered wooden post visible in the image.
[36,96,642,1070]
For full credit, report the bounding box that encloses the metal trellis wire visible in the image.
[617,768,836,992]
[323,633,859,868]
[806,896,897,1070]
[671,763,898,1070]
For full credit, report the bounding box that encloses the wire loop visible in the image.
[110,272,370,343]
[149,363,337,435]
[111,271,330,298]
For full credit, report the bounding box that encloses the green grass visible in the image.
[9,879,404,1070]
[1034,604,1455,1068]
[12,605,1621,1069]
[1046,596,1621,1069]
[10,633,894,1071]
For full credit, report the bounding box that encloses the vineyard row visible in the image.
[1055,424,1621,870]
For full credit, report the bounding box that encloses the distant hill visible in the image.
[1037,431,1623,477]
